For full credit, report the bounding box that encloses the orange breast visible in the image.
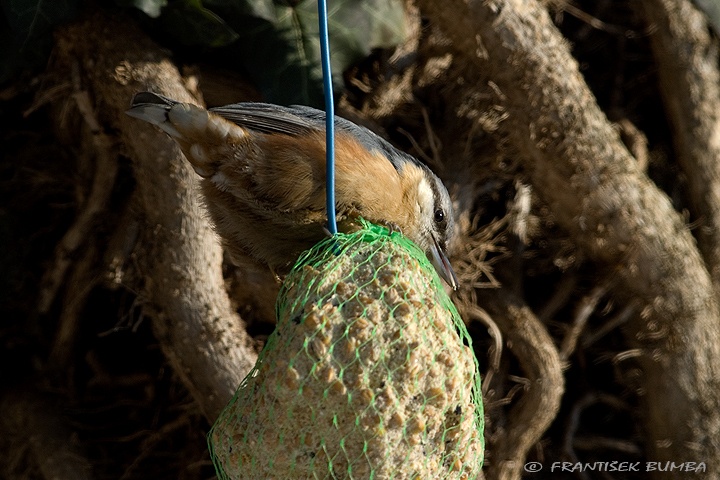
[248,131,413,228]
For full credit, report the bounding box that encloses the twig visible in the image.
[582,301,636,347]
[538,270,578,323]
[563,392,638,480]
[397,127,436,165]
[55,12,258,421]
[507,181,532,296]
[569,0,612,41]
[573,435,642,455]
[48,241,99,368]
[395,105,443,172]
[640,0,720,293]
[1,389,94,480]
[564,393,627,480]
[38,89,118,314]
[455,216,508,289]
[562,3,643,38]
[466,305,503,393]
[414,0,720,472]
[118,415,191,480]
[420,105,443,169]
[616,118,649,171]
[475,287,564,480]
[559,282,610,361]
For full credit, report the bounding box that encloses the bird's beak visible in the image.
[429,235,459,291]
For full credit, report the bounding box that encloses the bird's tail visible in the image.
[126,92,189,138]
[126,91,243,178]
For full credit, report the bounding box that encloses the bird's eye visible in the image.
[434,209,445,224]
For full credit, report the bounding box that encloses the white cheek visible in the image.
[417,178,435,216]
[210,171,231,191]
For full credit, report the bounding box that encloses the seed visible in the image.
[407,416,425,435]
[317,365,336,383]
[329,379,346,395]
[388,412,404,428]
[361,412,381,428]
[304,312,320,330]
[309,337,327,358]
[395,302,411,317]
[359,388,374,405]
[426,387,446,406]
[436,351,454,368]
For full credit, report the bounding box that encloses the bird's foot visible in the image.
[381,221,402,235]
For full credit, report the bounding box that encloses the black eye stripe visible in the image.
[425,173,443,217]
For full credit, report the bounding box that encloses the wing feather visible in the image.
[209,104,322,136]
[209,103,423,174]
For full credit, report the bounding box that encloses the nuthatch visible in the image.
[127,92,458,289]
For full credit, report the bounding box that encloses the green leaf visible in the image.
[1,0,79,83]
[218,13,323,105]
[215,0,406,106]
[204,0,276,23]
[114,0,168,18]
[159,0,239,47]
[695,0,720,35]
[327,0,406,65]
[2,0,79,43]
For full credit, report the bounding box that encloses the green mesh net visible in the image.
[209,220,484,479]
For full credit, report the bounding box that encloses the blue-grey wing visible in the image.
[209,102,420,173]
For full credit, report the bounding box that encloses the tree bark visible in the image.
[54,12,258,422]
[475,289,564,480]
[413,0,720,476]
[1,389,94,480]
[640,0,720,290]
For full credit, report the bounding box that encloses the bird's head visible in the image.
[404,163,459,290]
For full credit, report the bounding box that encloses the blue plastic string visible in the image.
[318,0,337,235]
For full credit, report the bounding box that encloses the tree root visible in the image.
[52,12,258,421]
[37,91,118,316]
[468,288,564,480]
[413,0,720,476]
[1,388,94,480]
[639,0,720,289]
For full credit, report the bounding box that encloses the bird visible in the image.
[126,91,459,290]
